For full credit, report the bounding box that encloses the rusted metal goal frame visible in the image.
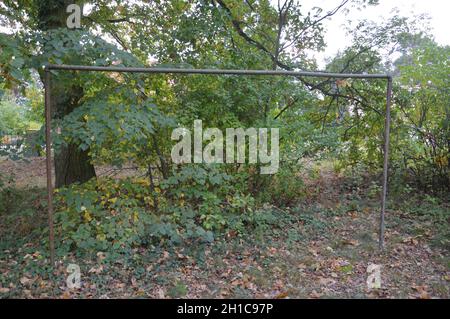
[44,64,393,265]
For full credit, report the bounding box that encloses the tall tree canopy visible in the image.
[1,0,446,191]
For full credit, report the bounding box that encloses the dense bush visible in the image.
[256,165,307,207]
[55,178,155,252]
[54,165,281,254]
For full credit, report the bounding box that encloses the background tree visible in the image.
[1,0,445,195]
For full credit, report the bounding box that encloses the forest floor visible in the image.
[0,157,449,299]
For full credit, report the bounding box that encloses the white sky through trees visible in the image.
[296,0,450,66]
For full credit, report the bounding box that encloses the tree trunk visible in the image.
[38,0,96,187]
[55,144,96,186]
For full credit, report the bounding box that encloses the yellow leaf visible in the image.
[84,211,92,222]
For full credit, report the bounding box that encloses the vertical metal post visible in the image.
[44,68,55,266]
[379,76,393,250]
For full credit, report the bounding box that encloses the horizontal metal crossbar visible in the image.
[45,64,391,79]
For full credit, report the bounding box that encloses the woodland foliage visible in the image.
[0,0,448,254]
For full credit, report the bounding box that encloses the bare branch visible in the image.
[281,0,350,51]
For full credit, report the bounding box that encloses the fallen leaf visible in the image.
[220,269,232,278]
[231,279,242,286]
[412,285,430,299]
[0,287,10,293]
[403,237,419,245]
[20,276,33,286]
[177,253,186,260]
[297,263,307,270]
[419,290,430,299]
[136,289,145,296]
[275,291,289,299]
[88,265,103,274]
[61,291,71,299]
[318,277,336,286]
[309,290,322,299]
[97,251,106,261]
[308,248,319,257]
[343,239,359,246]
[157,288,165,299]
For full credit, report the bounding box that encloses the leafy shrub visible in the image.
[160,165,256,232]
[55,178,157,253]
[54,166,271,254]
[256,165,306,207]
[367,181,382,199]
